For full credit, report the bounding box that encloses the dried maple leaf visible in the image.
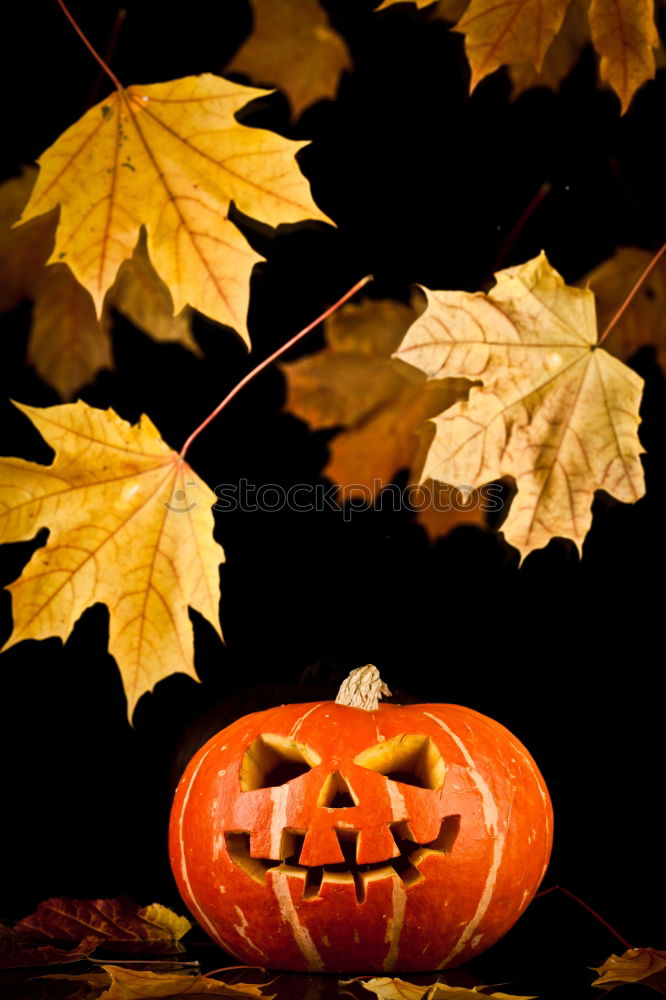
[0,401,224,720]
[430,0,480,24]
[17,74,330,346]
[591,947,666,992]
[0,925,99,969]
[377,0,660,110]
[13,898,190,954]
[282,297,485,538]
[394,252,646,560]
[452,0,571,89]
[589,0,659,112]
[584,247,666,376]
[508,0,590,97]
[226,0,351,120]
[0,169,54,312]
[46,964,273,999]
[0,171,197,399]
[344,979,536,1000]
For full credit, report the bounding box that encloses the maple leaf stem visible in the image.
[491,181,552,279]
[55,0,124,93]
[179,274,373,460]
[535,884,634,950]
[597,242,666,346]
[85,7,127,108]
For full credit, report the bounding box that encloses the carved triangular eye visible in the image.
[240,734,321,791]
[353,734,445,790]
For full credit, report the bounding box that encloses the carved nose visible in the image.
[318,772,357,809]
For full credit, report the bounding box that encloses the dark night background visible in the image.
[1,1,665,997]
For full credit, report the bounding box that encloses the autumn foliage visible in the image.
[0,0,664,720]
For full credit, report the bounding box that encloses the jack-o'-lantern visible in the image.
[169,666,553,973]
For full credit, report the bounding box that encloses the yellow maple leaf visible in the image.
[430,0,479,24]
[226,0,352,120]
[584,247,666,376]
[508,0,590,97]
[282,297,485,538]
[591,947,666,991]
[346,978,536,999]
[453,0,571,89]
[29,263,113,399]
[378,0,660,109]
[0,400,223,720]
[394,252,646,560]
[0,171,199,398]
[46,963,273,999]
[0,169,54,312]
[18,73,331,346]
[589,0,659,112]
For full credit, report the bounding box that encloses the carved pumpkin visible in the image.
[169,666,553,973]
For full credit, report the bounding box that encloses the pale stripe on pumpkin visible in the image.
[383,876,407,971]
[234,905,269,960]
[271,870,325,971]
[423,711,506,968]
[270,784,291,859]
[288,703,323,738]
[176,745,243,959]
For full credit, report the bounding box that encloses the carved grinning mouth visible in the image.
[225,816,460,902]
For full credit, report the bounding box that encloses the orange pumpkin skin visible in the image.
[169,699,553,973]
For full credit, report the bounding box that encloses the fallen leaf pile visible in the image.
[0,898,191,969]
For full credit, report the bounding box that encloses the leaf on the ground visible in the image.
[394,252,645,560]
[344,978,536,999]
[508,0,590,97]
[452,0,571,90]
[589,0,659,112]
[13,898,191,954]
[590,948,666,992]
[0,171,198,398]
[0,925,99,969]
[47,964,273,999]
[18,74,331,346]
[282,297,485,538]
[226,0,351,119]
[0,402,224,720]
[584,246,666,376]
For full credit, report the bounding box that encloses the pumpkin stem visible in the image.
[335,665,391,711]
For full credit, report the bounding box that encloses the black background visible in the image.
[1,1,665,996]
